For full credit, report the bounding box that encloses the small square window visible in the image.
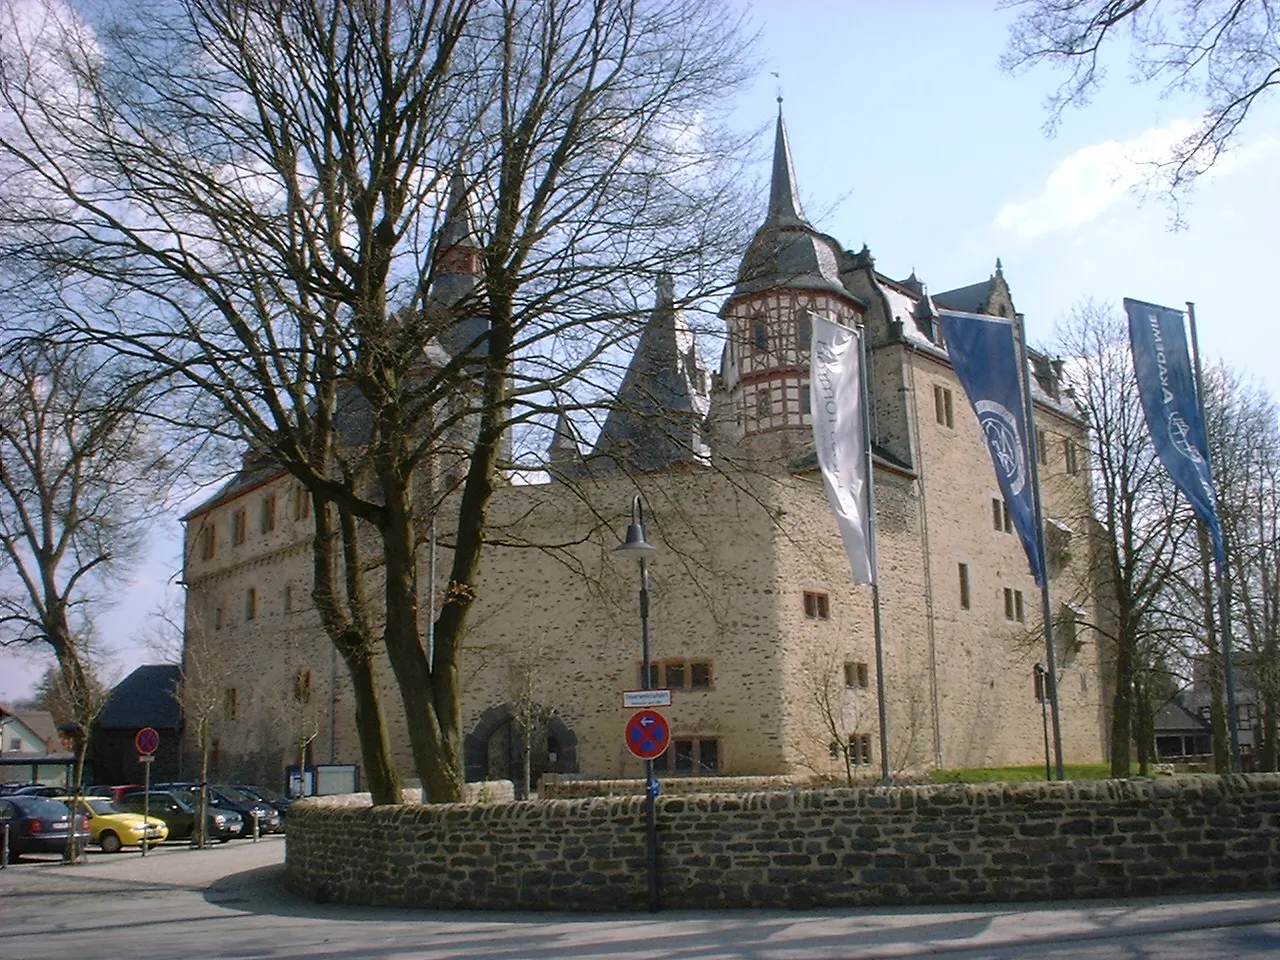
[673,739,694,773]
[690,662,712,689]
[640,662,660,688]
[1004,587,1015,620]
[958,563,970,610]
[844,661,869,688]
[803,591,830,620]
[664,662,686,690]
[850,733,873,766]
[697,738,719,772]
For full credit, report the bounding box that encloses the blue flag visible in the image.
[937,310,1046,588]
[1124,298,1224,567]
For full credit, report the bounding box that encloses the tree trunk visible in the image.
[1110,634,1133,778]
[1134,676,1151,776]
[343,651,401,805]
[196,718,209,848]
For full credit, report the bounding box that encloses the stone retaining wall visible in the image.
[285,774,1280,911]
[539,775,806,799]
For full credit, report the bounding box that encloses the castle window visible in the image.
[958,563,970,610]
[640,662,661,687]
[292,484,312,521]
[801,386,811,414]
[261,494,276,534]
[690,661,712,689]
[232,509,247,546]
[850,733,873,766]
[214,607,224,631]
[1037,428,1048,465]
[223,687,238,721]
[245,587,257,621]
[293,669,312,704]
[803,591,830,620]
[664,662,686,690]
[753,324,767,353]
[797,315,811,351]
[284,584,293,612]
[1064,439,1080,475]
[662,738,719,774]
[992,498,1011,533]
[757,389,772,419]
[1005,588,1026,622]
[933,385,954,428]
[199,524,216,560]
[844,661,869,689]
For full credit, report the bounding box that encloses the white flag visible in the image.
[809,312,874,585]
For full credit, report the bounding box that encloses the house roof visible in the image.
[1154,700,1211,735]
[96,665,183,731]
[13,710,57,748]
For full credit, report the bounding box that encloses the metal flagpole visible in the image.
[1186,302,1242,772]
[858,327,891,786]
[1016,314,1065,780]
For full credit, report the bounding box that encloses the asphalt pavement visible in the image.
[2,836,1279,959]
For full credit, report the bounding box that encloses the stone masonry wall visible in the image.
[286,774,1280,911]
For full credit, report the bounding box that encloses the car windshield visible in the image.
[14,797,69,818]
[215,785,251,802]
[88,799,117,815]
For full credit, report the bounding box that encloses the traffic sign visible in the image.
[624,709,670,761]
[135,727,159,755]
[138,755,155,764]
[623,689,672,708]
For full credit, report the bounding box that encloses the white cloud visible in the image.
[995,120,1199,238]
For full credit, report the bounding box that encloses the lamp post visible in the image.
[616,494,660,913]
[1035,664,1052,782]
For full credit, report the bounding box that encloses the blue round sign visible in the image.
[135,727,159,756]
[625,710,670,761]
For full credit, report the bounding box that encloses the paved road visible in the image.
[2,837,1280,959]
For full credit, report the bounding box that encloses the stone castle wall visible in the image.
[285,774,1280,911]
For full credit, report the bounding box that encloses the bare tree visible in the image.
[1002,0,1280,199]
[798,644,869,787]
[0,1,755,803]
[1054,300,1194,776]
[0,333,171,833]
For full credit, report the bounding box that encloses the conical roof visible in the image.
[734,108,846,298]
[430,168,488,359]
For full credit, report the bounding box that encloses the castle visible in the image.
[180,110,1107,789]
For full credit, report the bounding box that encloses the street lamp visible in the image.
[615,494,659,913]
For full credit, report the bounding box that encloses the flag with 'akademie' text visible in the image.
[809,312,874,585]
[1125,297,1224,567]
[937,309,1046,588]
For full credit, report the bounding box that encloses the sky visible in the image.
[2,0,1277,703]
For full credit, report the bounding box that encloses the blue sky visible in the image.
[3,1,1277,703]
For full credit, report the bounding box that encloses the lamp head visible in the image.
[615,494,657,562]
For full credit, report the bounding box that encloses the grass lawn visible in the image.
[929,764,1123,784]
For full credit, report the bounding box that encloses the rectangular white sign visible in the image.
[622,690,672,708]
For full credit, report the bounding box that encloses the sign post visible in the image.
[136,728,159,856]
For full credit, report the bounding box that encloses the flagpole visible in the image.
[858,326,891,786]
[1186,301,1242,772]
[1016,314,1065,780]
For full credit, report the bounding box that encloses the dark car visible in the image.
[117,790,243,843]
[231,784,292,820]
[11,784,66,798]
[154,782,281,835]
[0,796,87,862]
[85,784,145,804]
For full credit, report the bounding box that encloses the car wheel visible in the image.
[218,835,231,844]
[100,831,122,854]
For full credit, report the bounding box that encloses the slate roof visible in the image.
[734,109,849,300]
[931,277,995,314]
[592,275,711,472]
[1154,701,1212,736]
[96,665,183,731]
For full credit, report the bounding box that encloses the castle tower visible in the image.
[720,106,866,464]
[431,168,488,360]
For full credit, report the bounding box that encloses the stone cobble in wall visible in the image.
[286,774,1280,911]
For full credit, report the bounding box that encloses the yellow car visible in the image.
[57,796,169,853]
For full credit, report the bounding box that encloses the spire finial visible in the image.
[995,257,1004,277]
[771,71,782,112]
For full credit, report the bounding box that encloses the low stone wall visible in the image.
[285,774,1280,911]
[539,775,805,799]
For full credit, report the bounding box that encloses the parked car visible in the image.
[11,784,66,798]
[0,796,87,862]
[57,796,168,853]
[85,784,145,804]
[153,782,281,835]
[117,790,243,843]
[230,784,292,820]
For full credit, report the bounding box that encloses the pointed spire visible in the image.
[902,269,923,296]
[438,168,477,250]
[994,257,1004,278]
[547,408,582,461]
[656,271,674,309]
[767,108,808,226]
[913,283,938,321]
